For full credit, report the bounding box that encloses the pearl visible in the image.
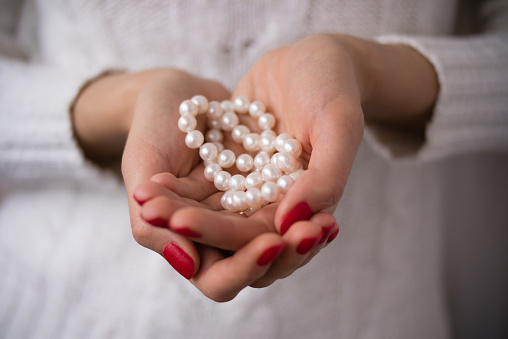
[220,111,239,131]
[217,149,236,168]
[229,174,246,191]
[199,142,218,161]
[179,100,198,116]
[232,191,248,211]
[276,152,297,172]
[205,129,223,143]
[283,138,303,158]
[236,154,254,172]
[204,162,222,182]
[261,129,277,138]
[185,130,204,149]
[254,151,271,170]
[249,100,266,118]
[221,100,235,112]
[214,171,231,191]
[277,175,294,193]
[213,142,224,152]
[262,163,282,182]
[258,113,276,130]
[221,190,234,210]
[178,114,197,132]
[261,182,280,202]
[270,152,282,166]
[289,169,305,181]
[234,95,249,114]
[243,133,261,152]
[245,187,262,207]
[245,171,264,189]
[231,125,250,143]
[207,119,221,129]
[274,133,291,152]
[191,95,209,114]
[206,101,224,120]
[260,134,276,153]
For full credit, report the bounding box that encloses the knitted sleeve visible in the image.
[365,0,508,160]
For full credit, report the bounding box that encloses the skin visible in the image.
[73,34,438,302]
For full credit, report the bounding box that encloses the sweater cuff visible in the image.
[365,34,508,161]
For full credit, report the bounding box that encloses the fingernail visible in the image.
[257,244,285,266]
[296,236,320,255]
[171,227,202,238]
[280,202,312,235]
[318,224,335,244]
[326,228,339,244]
[144,216,168,228]
[163,243,195,279]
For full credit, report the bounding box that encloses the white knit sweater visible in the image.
[1,1,508,338]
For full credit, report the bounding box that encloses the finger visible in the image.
[168,203,278,250]
[250,212,336,288]
[275,102,364,235]
[191,233,285,302]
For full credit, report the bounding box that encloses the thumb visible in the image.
[275,105,363,235]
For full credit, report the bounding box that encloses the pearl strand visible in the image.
[178,95,305,214]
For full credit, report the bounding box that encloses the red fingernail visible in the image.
[144,217,168,228]
[296,236,320,255]
[133,192,149,206]
[163,243,195,279]
[326,228,339,244]
[171,227,201,238]
[257,244,285,266]
[318,224,335,244]
[280,202,312,235]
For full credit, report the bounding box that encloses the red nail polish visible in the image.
[326,228,339,244]
[296,236,320,255]
[280,202,312,235]
[318,224,335,244]
[163,243,195,279]
[144,217,168,228]
[257,244,285,266]
[171,227,201,238]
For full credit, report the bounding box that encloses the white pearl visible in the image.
[236,154,254,172]
[217,149,236,168]
[249,100,266,118]
[274,133,291,152]
[259,134,276,153]
[206,101,224,120]
[199,142,218,161]
[262,163,282,182]
[258,113,276,130]
[276,152,298,172]
[214,171,231,191]
[191,95,209,114]
[283,138,303,158]
[205,129,223,143]
[232,191,248,211]
[229,174,246,191]
[243,133,261,152]
[277,175,294,193]
[221,100,235,112]
[270,152,282,166]
[185,130,204,149]
[179,100,198,116]
[289,169,305,181]
[207,119,221,129]
[178,114,197,132]
[245,171,264,189]
[261,129,277,138]
[231,125,250,143]
[221,190,234,210]
[245,187,262,207]
[254,151,271,170]
[220,111,239,131]
[261,182,280,202]
[234,95,249,114]
[204,162,222,182]
[213,142,224,152]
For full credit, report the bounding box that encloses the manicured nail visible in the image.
[144,216,168,228]
[171,227,202,238]
[280,202,312,235]
[257,244,285,266]
[318,224,335,244]
[163,243,195,279]
[296,236,320,255]
[326,228,339,244]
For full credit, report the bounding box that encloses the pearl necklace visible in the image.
[178,95,304,214]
